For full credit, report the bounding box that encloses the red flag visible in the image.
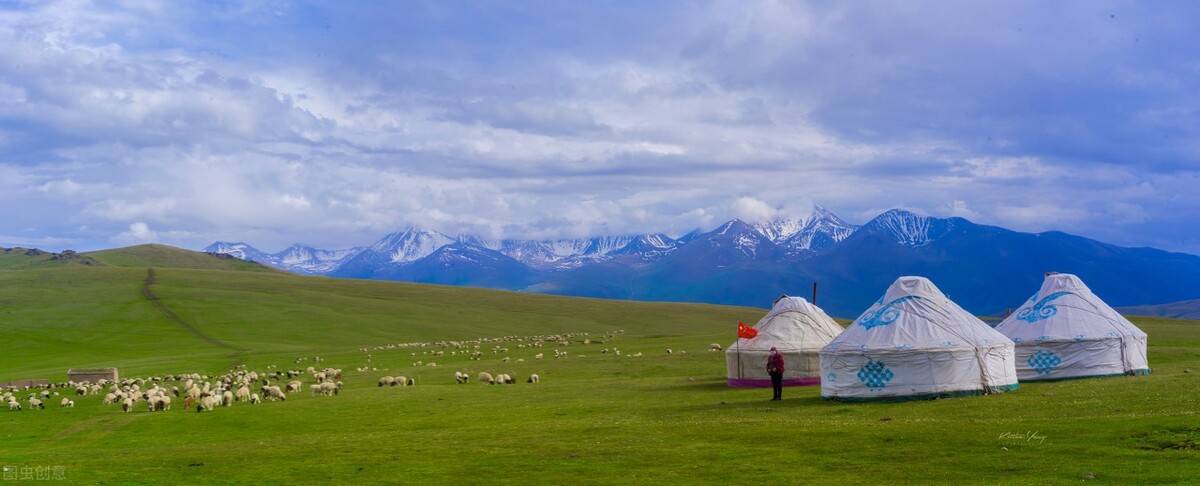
[737,321,758,339]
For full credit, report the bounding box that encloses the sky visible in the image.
[1,0,1199,254]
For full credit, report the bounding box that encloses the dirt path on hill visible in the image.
[141,268,247,364]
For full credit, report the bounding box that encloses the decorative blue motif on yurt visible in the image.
[1027,350,1061,375]
[857,360,894,389]
[1016,292,1072,323]
[857,296,918,329]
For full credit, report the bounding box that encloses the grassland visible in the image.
[0,245,1197,484]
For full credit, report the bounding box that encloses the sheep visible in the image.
[103,392,118,405]
[478,372,495,385]
[121,398,134,412]
[454,371,470,384]
[710,343,722,352]
[395,376,411,387]
[535,353,543,360]
[60,398,74,407]
[527,374,540,384]
[235,386,250,402]
[196,395,221,412]
[249,393,262,404]
[148,395,171,411]
[316,382,339,396]
[495,374,514,385]
[222,390,234,406]
[7,400,20,411]
[262,385,286,401]
[286,380,303,393]
[666,348,673,354]
[27,397,44,410]
[378,376,395,387]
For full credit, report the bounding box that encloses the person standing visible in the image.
[766,346,785,401]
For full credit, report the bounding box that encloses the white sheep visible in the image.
[121,397,134,412]
[7,400,20,411]
[60,398,74,407]
[222,390,234,406]
[197,395,221,412]
[710,343,722,352]
[478,372,495,385]
[454,371,470,384]
[249,393,262,404]
[378,376,395,387]
[262,385,286,401]
[527,374,540,384]
[318,382,340,396]
[235,386,250,402]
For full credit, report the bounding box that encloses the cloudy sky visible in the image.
[2,1,1199,253]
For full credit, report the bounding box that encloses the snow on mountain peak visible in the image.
[753,217,806,243]
[371,226,456,263]
[866,209,940,246]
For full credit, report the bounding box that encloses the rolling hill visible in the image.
[1120,299,1200,320]
[1,244,1197,483]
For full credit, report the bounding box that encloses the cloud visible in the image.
[730,196,777,223]
[0,1,1197,254]
[115,222,158,244]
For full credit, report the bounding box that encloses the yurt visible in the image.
[725,296,844,387]
[995,273,1149,381]
[820,276,1019,401]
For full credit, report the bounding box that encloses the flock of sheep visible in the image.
[3,328,729,416]
[3,364,345,414]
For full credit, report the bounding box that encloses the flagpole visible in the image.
[736,329,742,379]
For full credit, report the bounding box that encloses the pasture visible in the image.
[1,246,1197,484]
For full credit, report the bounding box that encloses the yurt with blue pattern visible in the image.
[820,276,1019,401]
[995,273,1149,381]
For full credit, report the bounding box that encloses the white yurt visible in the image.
[820,276,1019,401]
[995,273,1149,381]
[725,296,844,387]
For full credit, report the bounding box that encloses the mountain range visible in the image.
[204,205,1200,318]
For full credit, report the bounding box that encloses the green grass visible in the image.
[85,244,272,272]
[1,245,1198,484]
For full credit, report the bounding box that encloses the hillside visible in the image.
[0,261,1197,483]
[85,244,273,272]
[0,247,99,269]
[0,251,755,380]
[1120,299,1200,320]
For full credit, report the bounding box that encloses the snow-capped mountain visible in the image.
[753,217,806,243]
[204,242,272,262]
[497,238,603,268]
[204,241,362,274]
[202,204,1200,317]
[667,219,782,265]
[780,205,860,254]
[370,227,457,263]
[275,244,365,274]
[856,209,955,246]
[608,233,678,260]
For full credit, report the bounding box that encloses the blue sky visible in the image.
[1,1,1198,253]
